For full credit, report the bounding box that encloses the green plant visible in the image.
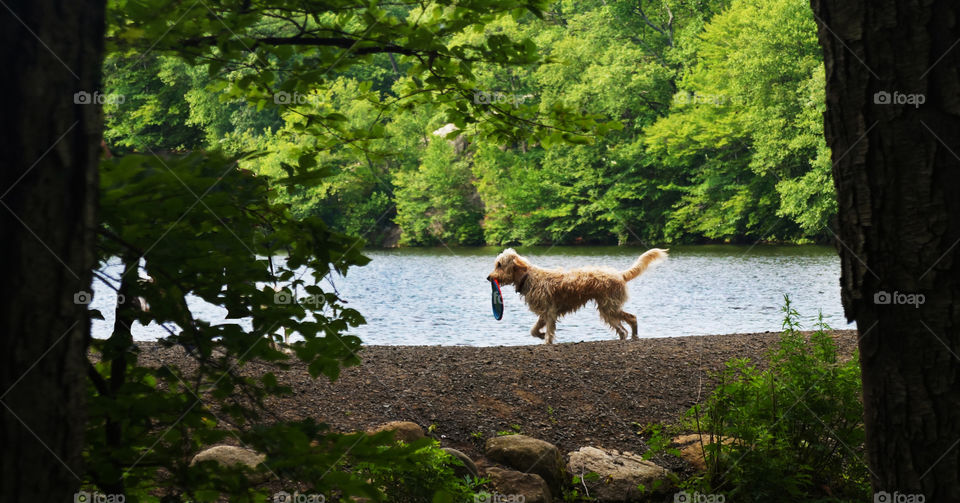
[355,439,482,503]
[651,295,869,501]
[567,471,600,502]
[640,424,680,459]
[547,406,558,425]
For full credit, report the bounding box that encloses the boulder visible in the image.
[442,447,479,479]
[431,123,467,153]
[485,467,552,503]
[366,421,425,443]
[566,446,671,501]
[485,435,566,495]
[672,433,736,471]
[190,445,268,483]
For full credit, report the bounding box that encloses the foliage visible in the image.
[650,296,869,501]
[102,0,835,247]
[102,54,206,152]
[85,0,854,498]
[645,0,833,242]
[90,151,386,500]
[355,439,485,503]
[394,138,484,245]
[88,0,613,499]
[233,77,399,244]
[102,54,283,153]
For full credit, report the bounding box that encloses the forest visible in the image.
[5,0,959,500]
[103,0,832,246]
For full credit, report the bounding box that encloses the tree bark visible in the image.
[812,0,960,499]
[0,1,104,501]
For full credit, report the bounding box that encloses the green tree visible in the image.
[645,0,832,242]
[103,55,206,152]
[78,0,608,499]
[102,54,283,153]
[394,136,484,245]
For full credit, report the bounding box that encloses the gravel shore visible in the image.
[136,331,857,461]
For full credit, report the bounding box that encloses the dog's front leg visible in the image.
[530,317,546,339]
[544,315,557,344]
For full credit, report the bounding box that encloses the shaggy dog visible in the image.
[487,248,668,344]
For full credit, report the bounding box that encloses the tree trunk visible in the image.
[0,1,104,501]
[812,0,960,499]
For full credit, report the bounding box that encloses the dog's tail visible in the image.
[622,248,668,282]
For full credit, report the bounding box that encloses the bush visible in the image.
[668,296,869,502]
[354,439,484,503]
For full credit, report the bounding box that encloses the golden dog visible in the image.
[487,249,667,344]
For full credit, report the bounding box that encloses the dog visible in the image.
[487,248,668,344]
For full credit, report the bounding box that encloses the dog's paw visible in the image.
[531,331,545,339]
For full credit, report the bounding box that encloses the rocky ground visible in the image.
[137,330,858,465]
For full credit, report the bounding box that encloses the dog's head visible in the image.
[487,248,529,288]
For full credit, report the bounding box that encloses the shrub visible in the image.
[666,296,869,502]
[354,439,484,503]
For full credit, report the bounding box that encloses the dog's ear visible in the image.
[512,256,529,282]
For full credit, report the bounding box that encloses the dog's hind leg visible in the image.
[620,311,638,339]
[530,316,546,339]
[599,308,628,340]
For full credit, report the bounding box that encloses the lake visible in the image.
[90,245,851,346]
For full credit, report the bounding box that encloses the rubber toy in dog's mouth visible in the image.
[491,279,504,320]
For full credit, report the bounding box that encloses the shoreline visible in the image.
[136,330,858,463]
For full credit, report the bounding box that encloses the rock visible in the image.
[190,445,268,483]
[672,433,736,471]
[442,447,479,479]
[485,467,552,503]
[431,123,467,153]
[485,435,566,495]
[432,123,460,138]
[566,446,671,501]
[366,421,425,443]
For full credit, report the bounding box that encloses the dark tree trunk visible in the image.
[0,1,104,501]
[812,0,960,499]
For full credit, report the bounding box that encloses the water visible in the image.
[90,245,851,346]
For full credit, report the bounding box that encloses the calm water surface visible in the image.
[91,245,852,346]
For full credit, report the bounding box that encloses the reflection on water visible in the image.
[91,245,851,346]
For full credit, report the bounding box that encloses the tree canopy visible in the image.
[104,0,832,247]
